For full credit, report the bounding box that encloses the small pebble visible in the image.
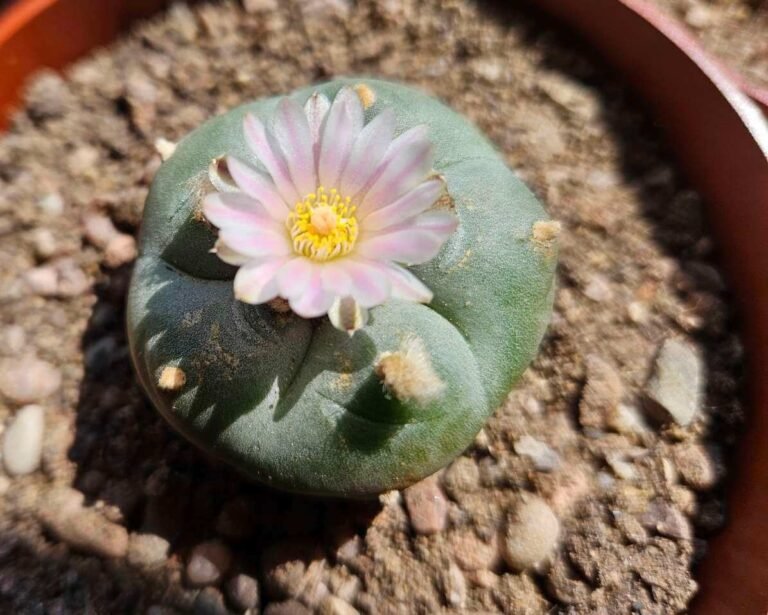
[597,471,615,490]
[127,532,170,569]
[403,474,448,535]
[318,595,359,615]
[466,569,499,589]
[448,528,500,571]
[579,355,624,430]
[685,5,715,28]
[103,233,137,268]
[473,428,490,451]
[261,541,322,599]
[83,212,119,248]
[30,228,59,260]
[225,573,260,611]
[331,574,361,604]
[186,540,233,587]
[38,192,65,216]
[3,404,45,476]
[243,0,279,12]
[441,562,467,609]
[441,457,480,496]
[503,496,560,571]
[640,499,692,540]
[297,0,352,20]
[39,487,129,558]
[1,325,26,355]
[609,403,649,436]
[54,258,90,297]
[154,137,177,161]
[644,338,704,425]
[193,586,228,615]
[514,436,561,472]
[335,534,362,566]
[605,453,638,481]
[23,266,58,296]
[264,600,312,615]
[672,443,717,491]
[0,357,61,404]
[471,58,504,82]
[614,513,648,545]
[583,274,613,302]
[627,301,650,324]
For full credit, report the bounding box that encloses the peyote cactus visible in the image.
[127,78,557,497]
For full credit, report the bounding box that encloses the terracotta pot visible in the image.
[1,0,766,612]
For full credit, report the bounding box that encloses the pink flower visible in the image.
[203,86,458,331]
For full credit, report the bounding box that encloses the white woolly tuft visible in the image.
[375,335,446,406]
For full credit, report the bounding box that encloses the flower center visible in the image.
[287,187,359,261]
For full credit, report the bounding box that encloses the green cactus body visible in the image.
[127,79,557,497]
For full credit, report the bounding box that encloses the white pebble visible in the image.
[3,405,45,476]
[514,436,561,472]
[503,496,560,571]
[645,338,704,425]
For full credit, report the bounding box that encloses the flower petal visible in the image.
[219,227,292,259]
[227,156,290,221]
[410,210,460,236]
[273,97,316,197]
[357,227,446,265]
[203,192,274,230]
[339,108,395,197]
[342,259,391,307]
[243,113,301,205]
[379,263,433,302]
[318,87,364,188]
[328,297,368,335]
[356,125,433,215]
[234,258,285,304]
[361,179,443,231]
[276,257,315,299]
[304,92,330,156]
[320,261,353,296]
[212,239,251,266]
[289,269,334,318]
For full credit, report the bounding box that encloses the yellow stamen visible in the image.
[287,186,358,261]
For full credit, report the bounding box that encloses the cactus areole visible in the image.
[127,79,557,497]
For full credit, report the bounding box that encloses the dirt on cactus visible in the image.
[0,0,756,613]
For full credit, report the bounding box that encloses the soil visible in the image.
[0,0,751,613]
